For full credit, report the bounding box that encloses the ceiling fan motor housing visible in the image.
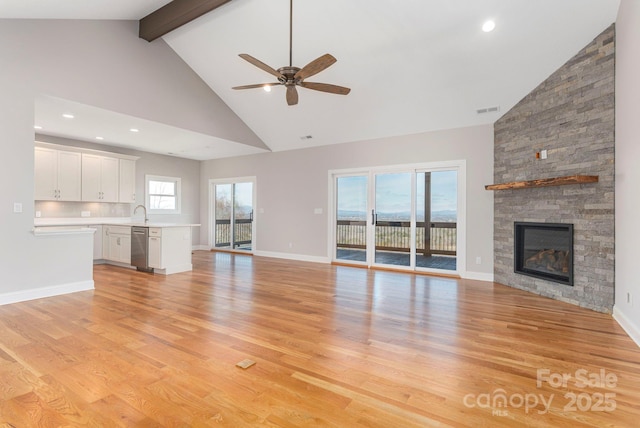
[278,66,302,85]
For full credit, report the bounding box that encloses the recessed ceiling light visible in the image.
[129,128,139,133]
[96,136,104,140]
[34,125,42,130]
[62,113,75,119]
[482,20,496,32]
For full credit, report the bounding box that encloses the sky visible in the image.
[337,170,457,218]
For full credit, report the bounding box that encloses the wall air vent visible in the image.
[300,135,313,140]
[477,106,500,115]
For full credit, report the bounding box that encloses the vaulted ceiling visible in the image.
[1,0,620,160]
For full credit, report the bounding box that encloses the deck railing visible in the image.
[336,220,456,255]
[215,219,252,248]
[215,218,456,255]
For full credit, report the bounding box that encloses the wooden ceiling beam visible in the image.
[139,0,234,42]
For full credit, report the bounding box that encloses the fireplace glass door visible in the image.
[514,222,574,285]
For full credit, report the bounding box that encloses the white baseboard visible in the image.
[248,251,495,280]
[0,280,94,306]
[154,264,193,275]
[462,271,494,282]
[253,250,331,264]
[613,306,640,348]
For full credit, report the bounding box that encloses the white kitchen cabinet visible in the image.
[102,225,131,264]
[118,158,136,203]
[82,153,119,202]
[148,235,161,269]
[34,146,81,201]
[93,225,103,260]
[148,226,192,274]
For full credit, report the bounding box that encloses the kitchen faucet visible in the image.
[134,204,148,223]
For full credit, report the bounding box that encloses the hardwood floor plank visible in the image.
[0,251,639,426]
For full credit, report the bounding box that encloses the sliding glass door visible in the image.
[332,164,460,274]
[335,175,368,263]
[373,172,413,268]
[415,171,457,271]
[211,178,255,252]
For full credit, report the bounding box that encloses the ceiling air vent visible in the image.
[476,106,500,115]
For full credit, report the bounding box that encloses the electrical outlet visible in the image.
[13,202,22,213]
[81,211,91,217]
[476,256,482,265]
[541,149,548,159]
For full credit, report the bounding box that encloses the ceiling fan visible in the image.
[232,0,351,106]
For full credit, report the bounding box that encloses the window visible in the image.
[146,175,181,214]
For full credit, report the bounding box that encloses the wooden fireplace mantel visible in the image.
[485,174,599,191]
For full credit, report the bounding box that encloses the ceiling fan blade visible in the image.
[294,54,336,81]
[286,85,299,106]
[238,54,283,79]
[299,81,351,95]
[232,83,282,90]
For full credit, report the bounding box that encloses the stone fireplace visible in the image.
[492,25,615,313]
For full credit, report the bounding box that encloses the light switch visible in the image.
[13,202,22,213]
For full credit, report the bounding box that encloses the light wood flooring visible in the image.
[0,250,639,427]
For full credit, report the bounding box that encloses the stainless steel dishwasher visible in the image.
[131,226,153,272]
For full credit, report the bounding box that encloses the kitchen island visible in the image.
[34,218,200,275]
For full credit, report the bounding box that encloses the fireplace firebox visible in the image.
[514,222,573,286]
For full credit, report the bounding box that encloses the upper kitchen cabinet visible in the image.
[119,158,136,203]
[34,146,81,201]
[34,142,139,203]
[82,153,119,202]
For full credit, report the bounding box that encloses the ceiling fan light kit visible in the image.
[232,0,350,106]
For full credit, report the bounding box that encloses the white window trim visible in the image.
[146,174,181,214]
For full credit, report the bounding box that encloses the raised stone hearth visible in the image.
[493,24,615,313]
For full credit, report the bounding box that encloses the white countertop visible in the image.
[105,222,201,228]
[32,226,97,236]
[34,217,200,228]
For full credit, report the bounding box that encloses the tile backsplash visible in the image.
[35,201,132,219]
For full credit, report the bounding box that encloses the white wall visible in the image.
[201,124,495,279]
[614,0,640,346]
[0,19,256,301]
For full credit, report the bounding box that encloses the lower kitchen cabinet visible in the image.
[93,225,103,260]
[103,226,131,264]
[148,234,161,268]
[148,226,192,274]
